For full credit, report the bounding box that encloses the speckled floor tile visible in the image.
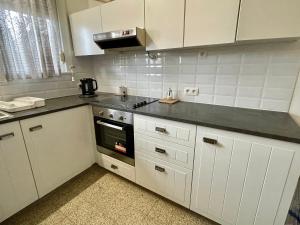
[147,199,180,224]
[1,165,217,225]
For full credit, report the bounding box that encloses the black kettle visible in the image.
[80,78,98,96]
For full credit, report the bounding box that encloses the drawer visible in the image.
[135,133,194,169]
[97,153,135,182]
[134,114,196,147]
[135,152,192,208]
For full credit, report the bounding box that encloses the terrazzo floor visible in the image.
[1,165,218,225]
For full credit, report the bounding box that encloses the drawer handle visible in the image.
[155,127,166,133]
[155,147,166,154]
[0,132,14,140]
[155,165,165,173]
[203,137,218,145]
[111,164,118,170]
[29,125,43,132]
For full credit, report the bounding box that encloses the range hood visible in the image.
[93,27,145,50]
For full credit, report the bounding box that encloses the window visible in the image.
[0,0,63,81]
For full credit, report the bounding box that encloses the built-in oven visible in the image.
[93,106,134,166]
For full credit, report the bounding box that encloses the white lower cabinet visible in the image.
[20,106,95,197]
[134,114,195,207]
[191,126,300,225]
[135,133,194,169]
[0,122,38,223]
[136,152,192,207]
[97,153,135,182]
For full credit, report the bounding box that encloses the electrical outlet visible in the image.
[184,87,199,96]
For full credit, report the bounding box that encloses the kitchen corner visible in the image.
[1,0,300,224]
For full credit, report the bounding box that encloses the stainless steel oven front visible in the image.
[93,106,134,166]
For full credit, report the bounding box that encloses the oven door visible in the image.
[94,117,134,161]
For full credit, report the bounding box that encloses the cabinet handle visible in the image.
[155,165,165,173]
[0,132,14,140]
[155,127,166,133]
[111,164,118,170]
[29,125,43,132]
[155,147,166,154]
[203,137,218,145]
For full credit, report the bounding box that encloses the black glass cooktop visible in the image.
[92,95,158,110]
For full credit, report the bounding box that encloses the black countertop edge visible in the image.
[0,94,300,145]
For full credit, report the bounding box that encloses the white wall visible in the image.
[94,41,300,112]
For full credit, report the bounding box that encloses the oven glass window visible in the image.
[94,118,134,158]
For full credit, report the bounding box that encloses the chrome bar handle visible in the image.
[203,137,218,145]
[155,165,165,173]
[111,164,118,170]
[29,125,43,132]
[0,132,14,140]
[155,147,166,154]
[155,127,166,133]
[96,121,124,131]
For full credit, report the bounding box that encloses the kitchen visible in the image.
[0,0,300,225]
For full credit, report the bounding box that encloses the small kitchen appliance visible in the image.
[93,27,145,50]
[79,78,98,97]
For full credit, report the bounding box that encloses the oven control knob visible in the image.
[137,103,141,107]
[133,104,137,109]
[119,116,124,121]
[143,101,147,105]
[109,114,113,118]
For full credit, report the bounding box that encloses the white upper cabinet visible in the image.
[145,0,185,51]
[184,0,240,47]
[69,6,104,56]
[21,106,95,197]
[0,122,38,223]
[101,0,144,32]
[237,0,300,41]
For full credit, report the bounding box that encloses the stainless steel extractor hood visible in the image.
[93,27,145,50]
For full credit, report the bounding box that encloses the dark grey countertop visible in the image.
[1,93,300,144]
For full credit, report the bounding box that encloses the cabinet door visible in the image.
[237,0,300,41]
[135,133,195,169]
[184,0,240,47]
[69,7,104,56]
[136,152,192,208]
[191,126,300,225]
[134,114,196,148]
[20,106,95,197]
[101,0,144,32]
[145,0,185,51]
[0,122,38,223]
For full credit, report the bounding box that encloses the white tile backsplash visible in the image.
[0,75,81,101]
[93,41,300,112]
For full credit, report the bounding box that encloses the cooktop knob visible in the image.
[143,101,147,105]
[109,114,113,118]
[136,103,141,107]
[133,104,137,109]
[119,116,124,121]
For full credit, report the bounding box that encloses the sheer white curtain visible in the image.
[0,0,62,81]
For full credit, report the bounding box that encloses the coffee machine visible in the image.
[79,78,98,97]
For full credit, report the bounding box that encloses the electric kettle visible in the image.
[79,78,98,97]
